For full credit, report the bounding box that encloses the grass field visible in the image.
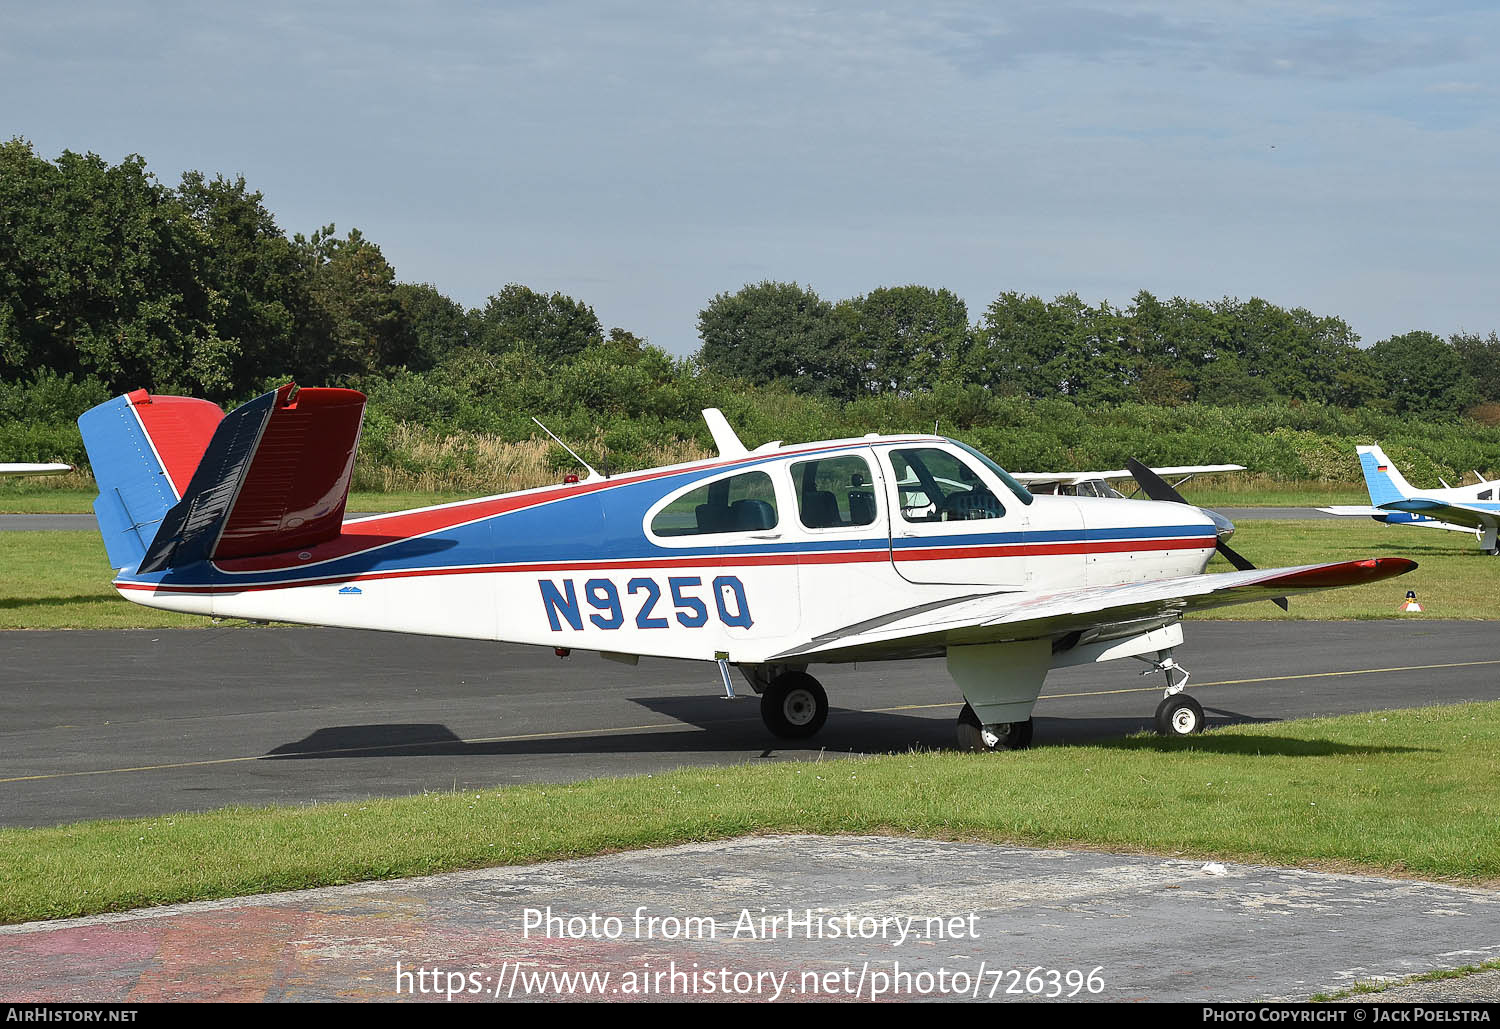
[0,518,1492,630]
[3,700,1498,924]
[1193,518,1498,620]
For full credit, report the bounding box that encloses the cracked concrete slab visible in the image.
[2,835,1498,1002]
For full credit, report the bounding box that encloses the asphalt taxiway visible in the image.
[3,836,1498,1002]
[2,620,1497,828]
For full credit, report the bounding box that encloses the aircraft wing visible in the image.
[1012,464,1245,486]
[1381,499,1499,531]
[1320,506,1475,534]
[0,463,71,477]
[770,558,1414,662]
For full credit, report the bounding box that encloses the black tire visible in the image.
[955,702,1034,752]
[1155,694,1205,736]
[760,671,828,739]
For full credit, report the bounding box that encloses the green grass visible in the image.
[1310,959,1500,1001]
[0,531,204,629]
[3,700,1499,925]
[1158,474,1366,508]
[1191,519,1499,620]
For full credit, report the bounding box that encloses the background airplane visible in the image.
[0,463,71,477]
[1013,464,1246,499]
[76,385,1412,752]
[1320,444,1499,555]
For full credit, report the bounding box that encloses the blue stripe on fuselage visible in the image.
[114,450,1216,590]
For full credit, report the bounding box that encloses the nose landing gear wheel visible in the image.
[955,702,1034,752]
[760,671,829,739]
[1155,694,1205,736]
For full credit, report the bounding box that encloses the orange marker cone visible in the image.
[1398,589,1423,613]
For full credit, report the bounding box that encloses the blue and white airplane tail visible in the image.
[1356,445,1416,507]
[1326,442,1498,552]
[77,389,225,570]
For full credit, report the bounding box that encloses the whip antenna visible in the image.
[532,417,605,482]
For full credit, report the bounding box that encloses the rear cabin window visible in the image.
[650,471,778,536]
[791,455,878,529]
[890,447,1006,522]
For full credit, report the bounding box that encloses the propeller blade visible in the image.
[1128,458,1289,611]
[1125,458,1188,505]
[1214,539,1256,572]
[1218,540,1289,610]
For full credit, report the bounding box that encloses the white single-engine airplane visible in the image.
[77,386,1414,750]
[1013,464,1246,499]
[0,463,71,477]
[1321,444,1500,555]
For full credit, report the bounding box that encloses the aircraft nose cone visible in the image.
[1202,507,1235,542]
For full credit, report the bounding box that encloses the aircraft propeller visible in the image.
[1125,458,1289,611]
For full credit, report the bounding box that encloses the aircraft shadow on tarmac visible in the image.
[262,699,1424,761]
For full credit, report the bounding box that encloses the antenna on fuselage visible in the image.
[532,417,605,482]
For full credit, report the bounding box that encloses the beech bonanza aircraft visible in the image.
[1321,444,1500,555]
[78,386,1414,751]
[1012,464,1245,499]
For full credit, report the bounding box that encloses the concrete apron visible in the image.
[2,835,1498,1003]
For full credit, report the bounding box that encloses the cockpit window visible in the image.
[650,470,778,536]
[890,447,1006,522]
[948,438,1034,505]
[791,454,878,529]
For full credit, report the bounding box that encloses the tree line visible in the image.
[2,139,1496,433]
[698,282,1498,418]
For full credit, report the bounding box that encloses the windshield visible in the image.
[947,438,1034,506]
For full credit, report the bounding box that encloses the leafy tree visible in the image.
[1451,330,1500,402]
[0,139,236,397]
[696,281,854,398]
[836,285,969,396]
[1368,331,1477,417]
[295,226,414,381]
[1195,354,1275,406]
[967,292,1076,398]
[394,282,471,371]
[175,171,304,387]
[473,284,603,363]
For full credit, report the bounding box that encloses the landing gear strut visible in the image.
[1138,648,1205,737]
[955,703,1033,752]
[759,670,829,739]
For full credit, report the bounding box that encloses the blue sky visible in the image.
[4,2,1497,354]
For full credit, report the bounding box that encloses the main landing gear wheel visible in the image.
[955,702,1034,752]
[760,671,829,739]
[1155,693,1205,736]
